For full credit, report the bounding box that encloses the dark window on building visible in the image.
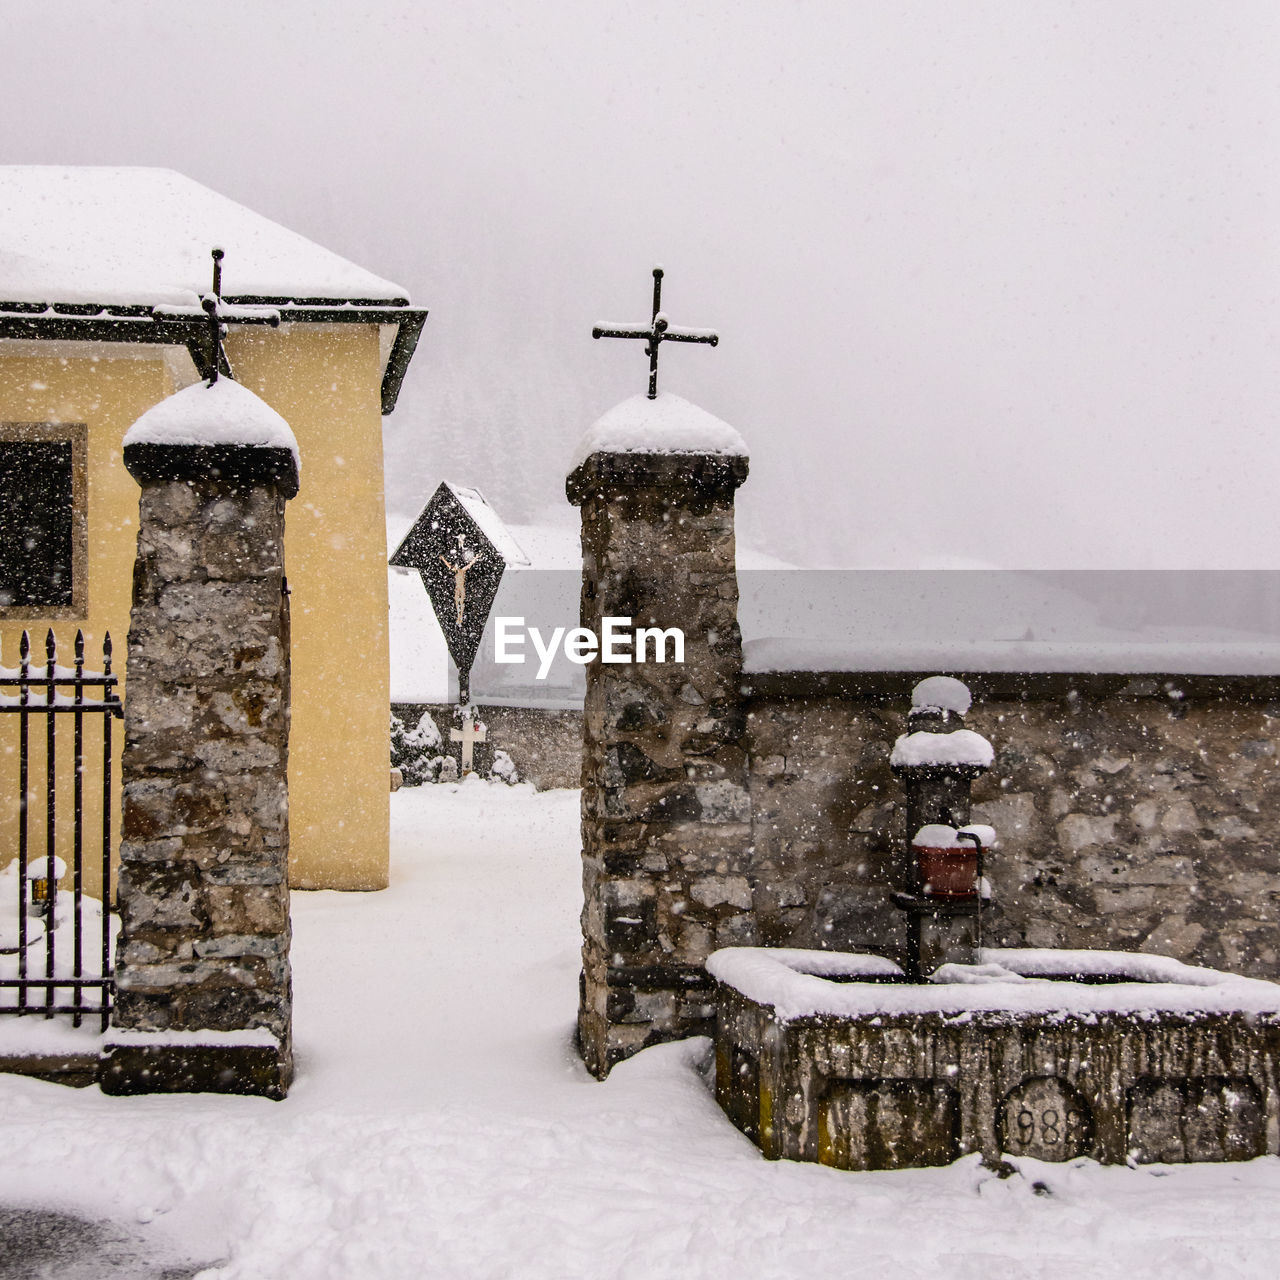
[0,439,75,608]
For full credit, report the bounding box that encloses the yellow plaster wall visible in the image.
[0,327,392,896]
[0,351,167,899]
[226,324,390,891]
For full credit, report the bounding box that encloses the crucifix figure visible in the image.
[450,716,487,774]
[592,267,719,399]
[439,537,484,627]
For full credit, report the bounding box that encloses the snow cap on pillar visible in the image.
[122,377,300,497]
[566,392,748,505]
[569,392,747,472]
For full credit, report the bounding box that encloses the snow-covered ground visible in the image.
[3,783,1280,1278]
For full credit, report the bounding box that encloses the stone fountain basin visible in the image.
[706,946,1280,1170]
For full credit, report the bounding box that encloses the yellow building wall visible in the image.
[0,326,391,896]
[226,324,390,891]
[0,351,167,901]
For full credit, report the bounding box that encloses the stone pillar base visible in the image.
[99,1029,290,1100]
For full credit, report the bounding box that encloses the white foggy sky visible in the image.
[2,2,1278,567]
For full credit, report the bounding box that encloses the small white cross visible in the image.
[450,719,487,773]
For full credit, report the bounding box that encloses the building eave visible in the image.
[0,299,428,415]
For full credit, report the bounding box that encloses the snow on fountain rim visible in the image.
[124,377,300,467]
[706,946,1280,1023]
[569,393,747,472]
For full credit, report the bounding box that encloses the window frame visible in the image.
[0,421,88,621]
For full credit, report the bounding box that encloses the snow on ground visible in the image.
[3,783,1280,1277]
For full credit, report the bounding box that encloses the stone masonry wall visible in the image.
[393,702,583,791]
[104,446,296,1097]
[569,452,751,1078]
[745,671,1280,979]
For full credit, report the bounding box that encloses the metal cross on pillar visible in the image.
[156,246,280,383]
[203,247,231,382]
[592,267,719,399]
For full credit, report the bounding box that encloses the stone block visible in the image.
[694,780,751,823]
[714,953,1280,1170]
[116,867,207,931]
[1141,915,1207,958]
[714,914,760,947]
[1057,813,1120,851]
[689,876,753,910]
[1080,853,1195,887]
[1093,885,1158,914]
[100,1038,290,1100]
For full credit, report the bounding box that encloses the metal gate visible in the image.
[1,629,122,1030]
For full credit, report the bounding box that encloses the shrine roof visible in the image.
[0,167,408,307]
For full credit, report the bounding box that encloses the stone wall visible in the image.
[715,975,1280,1169]
[568,437,1280,1080]
[568,451,751,1078]
[102,438,297,1097]
[393,702,583,791]
[745,671,1280,980]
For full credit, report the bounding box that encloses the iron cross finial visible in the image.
[592,267,719,399]
[203,246,230,383]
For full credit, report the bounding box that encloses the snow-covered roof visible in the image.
[124,378,300,467]
[0,167,408,307]
[569,393,747,472]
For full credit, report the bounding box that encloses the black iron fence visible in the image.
[1,629,122,1030]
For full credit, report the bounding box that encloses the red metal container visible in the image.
[915,845,979,898]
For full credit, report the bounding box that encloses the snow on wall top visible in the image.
[569,393,747,472]
[742,636,1280,677]
[707,946,1280,1023]
[124,378,300,467]
[0,167,407,306]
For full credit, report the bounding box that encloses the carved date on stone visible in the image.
[819,1080,959,1171]
[1127,1078,1264,1164]
[999,1077,1094,1161]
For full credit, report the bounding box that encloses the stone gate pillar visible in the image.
[568,399,750,1077]
[100,378,299,1098]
